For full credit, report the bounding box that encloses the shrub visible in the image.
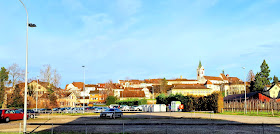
[156,92,224,113]
[106,96,117,105]
[116,98,147,106]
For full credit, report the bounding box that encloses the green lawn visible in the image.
[219,111,280,117]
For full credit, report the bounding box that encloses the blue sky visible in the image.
[0,0,280,88]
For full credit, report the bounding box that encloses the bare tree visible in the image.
[52,69,61,87]
[40,64,52,84]
[40,64,61,88]
[104,80,115,96]
[247,70,255,82]
[8,63,24,88]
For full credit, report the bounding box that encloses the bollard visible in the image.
[19,123,21,134]
[51,123,54,134]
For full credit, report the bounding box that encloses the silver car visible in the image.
[100,108,123,118]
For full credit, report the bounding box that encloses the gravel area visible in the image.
[0,112,280,133]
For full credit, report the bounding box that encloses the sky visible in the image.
[0,0,280,88]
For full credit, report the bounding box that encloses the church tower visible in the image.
[197,60,204,81]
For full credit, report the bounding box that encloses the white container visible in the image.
[171,101,181,112]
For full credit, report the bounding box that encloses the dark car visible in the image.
[18,109,37,118]
[0,109,29,123]
[100,108,123,118]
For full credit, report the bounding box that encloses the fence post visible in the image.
[19,122,21,134]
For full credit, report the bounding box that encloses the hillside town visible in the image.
[1,60,279,109]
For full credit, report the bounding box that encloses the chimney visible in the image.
[180,75,182,79]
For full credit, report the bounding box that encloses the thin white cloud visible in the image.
[115,0,142,16]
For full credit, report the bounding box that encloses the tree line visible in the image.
[0,63,62,108]
[248,60,278,92]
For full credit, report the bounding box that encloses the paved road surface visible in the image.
[0,112,279,133]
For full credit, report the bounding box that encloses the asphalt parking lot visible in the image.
[1,112,280,133]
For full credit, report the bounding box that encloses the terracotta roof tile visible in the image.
[220,73,229,80]
[204,76,223,81]
[205,80,213,85]
[72,82,84,90]
[120,89,145,97]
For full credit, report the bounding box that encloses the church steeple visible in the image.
[197,60,204,81]
[198,60,202,68]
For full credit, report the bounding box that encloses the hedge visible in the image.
[106,96,117,105]
[116,98,147,106]
[156,92,224,113]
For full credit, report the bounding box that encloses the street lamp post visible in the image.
[82,66,85,114]
[19,0,36,133]
[242,67,247,114]
[36,76,39,112]
[152,86,154,104]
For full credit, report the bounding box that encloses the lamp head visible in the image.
[28,23,36,27]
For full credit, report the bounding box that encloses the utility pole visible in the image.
[242,67,247,114]
[82,66,85,114]
[152,86,154,104]
[36,76,39,112]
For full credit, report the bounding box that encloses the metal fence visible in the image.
[223,99,280,114]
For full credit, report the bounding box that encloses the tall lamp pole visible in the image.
[242,67,247,114]
[36,76,39,112]
[19,0,36,133]
[152,86,154,104]
[82,66,85,114]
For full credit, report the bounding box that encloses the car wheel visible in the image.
[30,114,34,119]
[5,117,10,123]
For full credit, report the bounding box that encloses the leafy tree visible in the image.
[156,94,167,105]
[0,67,9,107]
[253,60,272,91]
[273,75,279,85]
[9,84,24,108]
[106,96,117,105]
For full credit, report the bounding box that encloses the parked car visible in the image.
[100,108,123,118]
[120,105,130,111]
[94,107,108,113]
[132,105,143,111]
[52,108,61,112]
[18,109,37,118]
[38,108,52,113]
[109,104,119,108]
[0,109,29,123]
